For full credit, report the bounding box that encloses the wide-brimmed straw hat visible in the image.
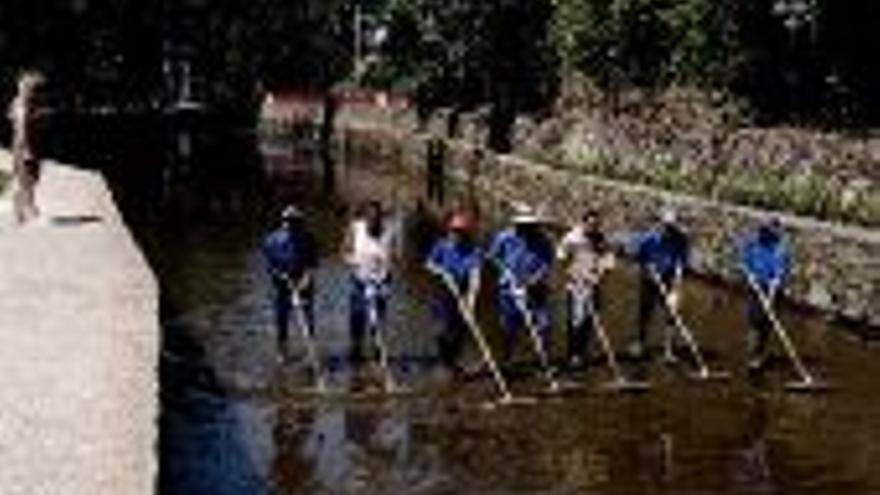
[511,202,542,224]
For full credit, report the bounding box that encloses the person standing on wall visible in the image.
[739,218,790,372]
[262,205,320,362]
[631,208,690,361]
[557,208,616,369]
[342,200,399,364]
[426,209,482,376]
[7,71,45,224]
[487,203,555,365]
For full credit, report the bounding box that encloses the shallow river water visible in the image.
[99,128,880,495]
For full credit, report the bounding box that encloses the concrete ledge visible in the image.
[0,151,158,494]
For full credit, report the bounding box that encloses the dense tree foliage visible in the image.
[376,0,880,128]
[548,0,880,125]
[552,0,740,88]
[379,0,559,151]
[0,0,164,109]
[0,0,353,121]
[0,0,878,129]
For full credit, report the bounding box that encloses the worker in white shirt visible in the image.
[342,200,400,364]
[557,209,616,369]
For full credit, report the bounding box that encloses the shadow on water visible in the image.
[44,117,880,495]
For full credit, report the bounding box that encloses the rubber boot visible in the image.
[662,321,679,365]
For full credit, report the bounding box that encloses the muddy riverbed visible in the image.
[103,130,880,495]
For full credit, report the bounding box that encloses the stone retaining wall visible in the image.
[321,122,880,330]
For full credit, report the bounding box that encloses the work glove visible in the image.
[511,284,528,303]
[666,290,681,311]
[465,292,478,315]
[767,280,780,301]
[598,253,617,273]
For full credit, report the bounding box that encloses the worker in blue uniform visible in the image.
[426,210,482,374]
[262,205,319,360]
[739,218,791,371]
[487,203,555,364]
[631,208,690,361]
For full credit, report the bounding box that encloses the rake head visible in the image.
[289,385,331,397]
[602,378,651,393]
[551,379,584,392]
[481,394,539,410]
[689,367,732,381]
[383,383,412,396]
[784,378,831,393]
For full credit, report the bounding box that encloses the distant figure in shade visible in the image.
[262,205,319,361]
[631,208,690,361]
[7,71,44,224]
[426,137,446,205]
[466,148,484,199]
[319,93,338,192]
[739,218,790,372]
[406,198,442,262]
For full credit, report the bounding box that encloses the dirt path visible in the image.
[0,151,158,494]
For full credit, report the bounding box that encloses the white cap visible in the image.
[660,208,678,225]
[281,205,303,221]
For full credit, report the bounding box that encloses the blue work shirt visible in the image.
[634,228,689,279]
[426,237,482,291]
[262,227,319,281]
[740,232,790,287]
[487,227,553,290]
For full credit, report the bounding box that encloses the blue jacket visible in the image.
[487,227,553,290]
[634,228,689,279]
[262,227,319,281]
[426,237,482,291]
[740,232,790,287]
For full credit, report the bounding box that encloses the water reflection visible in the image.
[301,406,352,490]
[270,402,420,495]
[731,394,773,490]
